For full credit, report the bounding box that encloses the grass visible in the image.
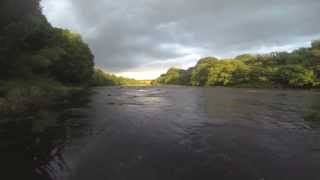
[0,78,84,115]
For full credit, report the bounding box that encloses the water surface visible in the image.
[1,86,320,180]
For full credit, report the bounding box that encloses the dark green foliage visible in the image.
[48,29,94,84]
[0,15,52,78]
[191,57,218,86]
[191,63,211,86]
[275,65,317,88]
[0,0,94,85]
[0,78,70,114]
[154,41,320,88]
[90,69,118,86]
[0,0,98,114]
[0,0,41,30]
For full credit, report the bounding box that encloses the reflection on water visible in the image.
[0,87,320,180]
[0,90,93,180]
[304,96,320,128]
[204,88,320,129]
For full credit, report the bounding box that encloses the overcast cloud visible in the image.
[41,0,320,79]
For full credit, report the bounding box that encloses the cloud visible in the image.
[41,0,320,79]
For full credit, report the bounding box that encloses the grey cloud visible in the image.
[43,0,320,73]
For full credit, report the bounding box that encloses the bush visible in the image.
[275,65,317,88]
[0,79,69,114]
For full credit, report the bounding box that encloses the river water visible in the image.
[1,86,320,180]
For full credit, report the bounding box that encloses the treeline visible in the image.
[0,0,128,113]
[91,69,151,86]
[0,0,94,85]
[153,41,320,88]
[0,0,96,113]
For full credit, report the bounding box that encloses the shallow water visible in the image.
[1,86,320,180]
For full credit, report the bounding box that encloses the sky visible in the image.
[41,0,320,79]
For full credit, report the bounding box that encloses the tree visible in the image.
[248,66,275,84]
[48,29,94,84]
[191,63,212,86]
[275,65,317,88]
[0,0,52,80]
[190,57,218,86]
[230,61,251,84]
[196,57,219,65]
[312,40,320,49]
[0,0,41,30]
[0,0,95,85]
[235,54,256,64]
[311,40,320,65]
[154,39,320,88]
[152,68,189,85]
[207,60,244,86]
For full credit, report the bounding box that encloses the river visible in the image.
[1,86,320,180]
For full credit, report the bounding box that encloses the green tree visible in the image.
[0,0,95,85]
[207,60,244,86]
[191,63,212,86]
[275,65,317,88]
[153,68,189,85]
[48,29,94,84]
[191,57,218,86]
[154,40,320,88]
[235,54,256,64]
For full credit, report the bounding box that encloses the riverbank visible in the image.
[0,75,150,115]
[222,83,320,91]
[152,83,320,91]
[0,79,88,116]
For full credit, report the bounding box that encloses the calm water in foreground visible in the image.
[1,86,320,180]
